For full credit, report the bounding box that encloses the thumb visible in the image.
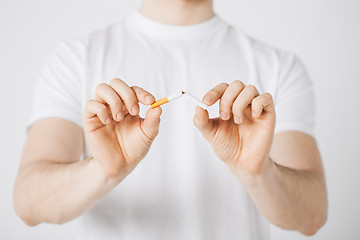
[193,106,214,142]
[141,106,162,141]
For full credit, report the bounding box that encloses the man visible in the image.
[13,0,327,239]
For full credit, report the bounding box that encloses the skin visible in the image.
[194,81,327,235]
[13,0,327,236]
[141,0,214,25]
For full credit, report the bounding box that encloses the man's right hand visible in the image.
[84,78,162,178]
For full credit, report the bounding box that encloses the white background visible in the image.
[1,0,359,239]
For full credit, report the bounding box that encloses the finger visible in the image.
[140,106,162,141]
[131,86,155,105]
[95,83,126,121]
[109,78,139,116]
[232,85,260,124]
[193,106,215,142]
[219,80,246,120]
[251,93,275,118]
[84,100,111,125]
[202,83,229,106]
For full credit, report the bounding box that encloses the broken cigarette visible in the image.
[183,92,208,110]
[151,91,208,110]
[151,91,184,109]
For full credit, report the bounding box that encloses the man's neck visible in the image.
[140,0,214,25]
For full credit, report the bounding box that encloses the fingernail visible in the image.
[116,112,124,121]
[204,96,212,103]
[220,112,227,120]
[131,104,139,115]
[105,117,111,124]
[252,111,257,118]
[145,95,153,103]
[234,116,240,124]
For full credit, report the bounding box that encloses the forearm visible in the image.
[13,158,125,226]
[239,157,327,235]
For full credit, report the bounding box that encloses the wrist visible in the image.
[89,158,130,188]
[234,156,275,188]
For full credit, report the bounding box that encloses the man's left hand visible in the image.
[193,80,276,178]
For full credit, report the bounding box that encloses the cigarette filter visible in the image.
[151,91,184,109]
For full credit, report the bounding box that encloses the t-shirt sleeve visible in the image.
[274,54,316,137]
[28,41,85,129]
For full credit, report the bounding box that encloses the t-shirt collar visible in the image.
[125,10,226,41]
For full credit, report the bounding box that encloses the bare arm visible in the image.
[13,119,122,225]
[14,79,162,225]
[242,131,327,236]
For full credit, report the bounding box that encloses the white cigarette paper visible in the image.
[184,92,208,110]
[167,91,183,101]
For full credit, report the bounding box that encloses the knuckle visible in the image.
[96,83,107,92]
[263,92,273,100]
[219,82,229,89]
[124,89,137,102]
[208,90,218,99]
[98,103,106,111]
[132,86,146,96]
[212,83,228,95]
[234,97,246,110]
[112,85,136,104]
[86,99,98,109]
[219,99,231,111]
[252,96,261,105]
[231,80,245,88]
[131,85,143,91]
[109,97,121,108]
[245,84,257,92]
[85,99,93,107]
[251,100,262,111]
[85,101,92,111]
[122,98,137,111]
[99,106,108,116]
[110,78,122,86]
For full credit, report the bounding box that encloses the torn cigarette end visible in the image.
[183,92,208,110]
[151,91,184,109]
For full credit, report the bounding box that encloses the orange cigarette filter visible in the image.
[151,97,169,109]
[151,91,184,109]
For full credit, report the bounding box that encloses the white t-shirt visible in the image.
[29,11,315,240]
